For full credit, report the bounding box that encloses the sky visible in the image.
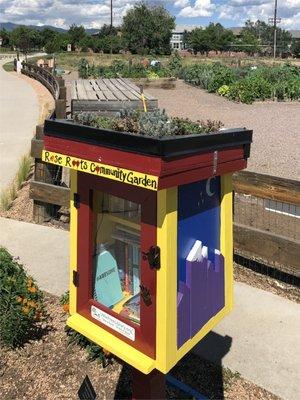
[0,0,299,30]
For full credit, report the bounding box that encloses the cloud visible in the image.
[179,0,215,17]
[218,0,300,29]
[0,0,299,29]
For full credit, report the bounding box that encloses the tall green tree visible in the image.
[68,24,86,47]
[242,20,292,56]
[0,28,11,47]
[235,30,260,55]
[122,2,175,55]
[188,24,234,54]
[188,28,210,55]
[10,26,42,52]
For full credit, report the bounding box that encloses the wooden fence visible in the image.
[23,62,67,222]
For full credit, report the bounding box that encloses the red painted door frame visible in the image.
[76,172,157,358]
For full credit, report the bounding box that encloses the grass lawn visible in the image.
[2,61,14,72]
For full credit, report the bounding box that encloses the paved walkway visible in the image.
[0,58,39,191]
[0,217,299,400]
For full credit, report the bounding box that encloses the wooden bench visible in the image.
[71,78,158,116]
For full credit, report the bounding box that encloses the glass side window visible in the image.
[92,191,141,325]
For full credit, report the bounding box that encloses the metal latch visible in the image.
[142,246,161,270]
[213,150,218,176]
[74,193,80,209]
[73,270,79,287]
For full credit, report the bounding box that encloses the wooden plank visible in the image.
[102,79,128,101]
[120,78,156,100]
[233,171,300,206]
[71,82,78,100]
[234,222,300,276]
[31,138,44,158]
[76,80,88,100]
[110,79,133,100]
[30,181,70,207]
[90,80,107,100]
[81,80,98,100]
[117,78,141,100]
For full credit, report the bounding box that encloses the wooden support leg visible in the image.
[132,368,166,400]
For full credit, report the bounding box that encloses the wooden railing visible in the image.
[23,63,68,222]
[21,62,60,100]
[233,171,300,277]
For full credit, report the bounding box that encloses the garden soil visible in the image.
[0,294,281,400]
[147,80,300,180]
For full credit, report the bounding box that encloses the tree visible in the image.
[40,28,57,47]
[45,33,68,54]
[10,26,42,52]
[122,2,175,55]
[188,24,234,54]
[291,40,300,58]
[242,20,292,56]
[235,30,260,55]
[68,24,86,47]
[188,28,210,55]
[205,23,234,53]
[0,28,11,47]
[96,24,119,38]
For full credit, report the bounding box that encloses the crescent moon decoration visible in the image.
[206,178,215,197]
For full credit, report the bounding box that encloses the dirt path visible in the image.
[147,80,300,180]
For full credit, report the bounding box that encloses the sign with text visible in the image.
[91,305,135,341]
[42,150,158,191]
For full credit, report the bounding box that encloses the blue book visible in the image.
[93,249,124,308]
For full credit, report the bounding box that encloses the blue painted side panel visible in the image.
[177,177,221,282]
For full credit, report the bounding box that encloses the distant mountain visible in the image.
[0,22,100,35]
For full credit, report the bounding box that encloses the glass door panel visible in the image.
[92,191,141,325]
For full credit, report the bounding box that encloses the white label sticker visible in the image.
[91,305,135,341]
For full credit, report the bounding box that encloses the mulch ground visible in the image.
[0,294,281,400]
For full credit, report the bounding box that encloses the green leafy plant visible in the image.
[218,85,230,97]
[0,247,46,348]
[65,326,111,367]
[74,109,223,138]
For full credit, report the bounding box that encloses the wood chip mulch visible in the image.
[0,294,280,400]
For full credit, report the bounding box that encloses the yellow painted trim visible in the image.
[175,307,228,361]
[42,150,158,191]
[67,314,155,374]
[69,169,78,315]
[156,188,178,373]
[221,174,233,312]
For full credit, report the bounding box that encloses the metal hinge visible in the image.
[73,270,79,287]
[74,193,80,209]
[213,151,218,176]
[142,246,161,270]
[140,284,152,306]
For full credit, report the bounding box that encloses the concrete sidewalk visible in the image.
[0,217,299,400]
[0,217,69,295]
[0,58,39,191]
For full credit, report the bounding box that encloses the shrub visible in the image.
[0,247,46,348]
[167,51,183,77]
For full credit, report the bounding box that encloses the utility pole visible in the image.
[110,0,113,29]
[273,0,278,59]
[110,0,113,55]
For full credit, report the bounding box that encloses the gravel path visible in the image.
[147,81,300,180]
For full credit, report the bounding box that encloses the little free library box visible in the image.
[42,118,252,375]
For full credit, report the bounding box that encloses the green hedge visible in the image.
[0,247,46,348]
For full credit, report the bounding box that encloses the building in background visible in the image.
[170,25,196,51]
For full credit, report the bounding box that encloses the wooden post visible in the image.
[55,99,67,119]
[132,369,166,400]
